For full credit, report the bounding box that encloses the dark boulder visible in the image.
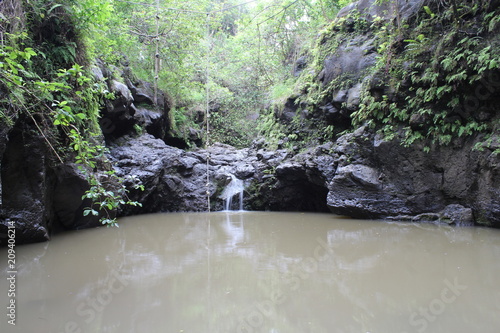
[0,118,54,244]
[326,127,500,227]
[53,164,116,230]
[95,62,173,143]
[0,116,121,245]
[107,134,338,214]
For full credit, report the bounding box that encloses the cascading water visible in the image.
[219,174,245,211]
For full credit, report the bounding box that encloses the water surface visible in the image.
[1,212,500,332]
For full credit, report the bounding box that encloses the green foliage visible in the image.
[62,0,349,148]
[348,0,500,148]
[282,0,500,153]
[0,19,141,227]
[23,0,86,75]
[0,46,36,81]
[0,38,36,127]
[256,109,287,149]
[48,64,143,227]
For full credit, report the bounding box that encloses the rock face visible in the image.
[304,0,428,130]
[1,118,54,243]
[2,0,500,246]
[108,128,499,227]
[279,0,500,226]
[0,58,174,245]
[326,127,500,226]
[108,134,337,215]
[0,116,108,245]
[3,117,498,245]
[95,61,174,144]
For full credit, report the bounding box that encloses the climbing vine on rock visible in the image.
[351,0,500,148]
[0,21,142,227]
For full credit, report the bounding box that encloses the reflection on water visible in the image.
[1,212,500,333]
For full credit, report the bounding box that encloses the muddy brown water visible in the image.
[1,212,500,332]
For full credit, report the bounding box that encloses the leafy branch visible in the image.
[1,42,142,227]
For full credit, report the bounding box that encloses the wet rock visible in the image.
[97,63,173,144]
[53,164,116,230]
[177,156,200,177]
[133,106,165,138]
[294,55,308,76]
[100,79,137,138]
[328,163,411,218]
[109,80,134,113]
[247,146,338,212]
[0,119,54,244]
[386,204,475,226]
[332,90,348,104]
[319,36,377,87]
[276,162,306,180]
[107,134,340,214]
[128,79,156,106]
[108,136,252,213]
[411,213,441,222]
[439,204,474,226]
[278,97,300,123]
[0,117,117,245]
[346,83,363,111]
[187,127,203,147]
[326,128,500,226]
[235,164,255,179]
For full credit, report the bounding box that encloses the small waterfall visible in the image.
[220,174,245,211]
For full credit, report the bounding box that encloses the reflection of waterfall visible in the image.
[223,213,245,248]
[220,174,245,211]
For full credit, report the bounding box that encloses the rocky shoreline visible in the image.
[6,118,498,245]
[1,97,498,245]
[109,127,498,228]
[1,0,499,245]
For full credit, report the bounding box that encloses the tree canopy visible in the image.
[63,0,350,147]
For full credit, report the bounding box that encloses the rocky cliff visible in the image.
[274,0,500,225]
[106,124,498,228]
[1,0,499,246]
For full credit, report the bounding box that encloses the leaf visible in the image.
[423,6,435,18]
[47,4,63,15]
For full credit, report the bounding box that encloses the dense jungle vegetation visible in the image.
[1,0,499,225]
[1,0,350,146]
[0,0,350,225]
